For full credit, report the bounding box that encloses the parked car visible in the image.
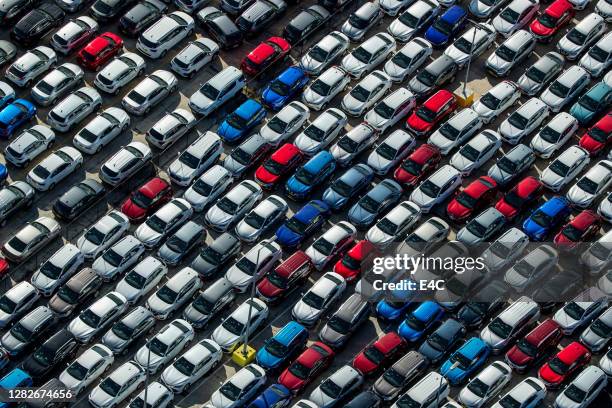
[225,239,282,292]
[31,63,83,106]
[190,233,241,278]
[90,0,138,21]
[447,176,497,222]
[2,216,60,262]
[293,272,346,326]
[68,291,128,343]
[481,296,540,352]
[450,130,501,176]
[259,101,309,147]
[0,99,37,139]
[553,287,608,334]
[342,71,392,117]
[136,11,194,59]
[183,277,235,328]
[283,5,330,44]
[223,134,271,176]
[167,131,222,186]
[569,82,612,125]
[341,32,397,79]
[579,31,612,77]
[567,160,612,207]
[444,22,496,68]
[286,151,336,200]
[300,31,349,76]
[5,46,57,88]
[88,361,145,408]
[472,80,521,124]
[48,267,103,317]
[0,181,34,227]
[30,243,84,296]
[93,52,145,95]
[407,89,457,136]
[555,365,607,408]
[101,306,154,355]
[59,343,114,395]
[409,164,462,213]
[541,145,591,192]
[235,0,287,36]
[52,179,105,221]
[486,30,536,76]
[135,319,194,373]
[278,342,334,393]
[557,12,605,60]
[319,293,370,348]
[408,55,457,98]
[212,298,268,352]
[256,321,308,370]
[122,70,177,116]
[196,7,243,50]
[490,377,547,408]
[539,341,591,388]
[530,0,574,42]
[205,180,262,232]
[517,51,565,96]
[541,65,591,113]
[309,365,363,408]
[119,0,168,37]
[158,221,205,266]
[262,66,308,111]
[341,2,383,41]
[492,0,539,38]
[504,245,558,290]
[384,38,432,82]
[399,301,444,342]
[171,38,218,78]
[388,0,441,43]
[425,5,466,46]
[11,2,64,46]
[579,112,611,156]
[498,97,550,144]
[580,306,612,352]
[147,267,202,320]
[373,351,429,401]
[145,108,196,150]
[240,36,290,76]
[210,364,266,407]
[73,107,130,155]
[121,177,171,223]
[365,87,416,133]
[161,339,222,394]
[184,165,234,212]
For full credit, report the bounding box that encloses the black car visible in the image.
[118,0,167,37]
[52,179,105,221]
[283,5,330,45]
[197,6,243,49]
[236,0,286,37]
[417,318,466,363]
[11,2,64,46]
[20,329,78,381]
[190,232,241,278]
[345,391,382,408]
[0,0,39,25]
[90,0,137,22]
[456,280,508,329]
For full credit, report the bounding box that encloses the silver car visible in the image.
[88,361,146,408]
[504,245,558,290]
[554,365,607,408]
[540,65,591,112]
[487,143,535,186]
[295,108,347,155]
[122,70,178,115]
[342,70,392,116]
[115,256,167,304]
[128,382,173,408]
[451,130,501,176]
[205,180,262,232]
[188,66,245,116]
[183,277,235,329]
[429,108,484,155]
[146,108,196,149]
[171,38,219,78]
[300,31,350,76]
[158,221,205,266]
[50,16,98,55]
[457,207,506,245]
[5,46,57,87]
[490,378,546,408]
[366,200,421,248]
[459,361,512,408]
[554,287,608,334]
[399,217,450,260]
[540,145,591,192]
[167,131,223,186]
[136,11,195,59]
[102,306,155,355]
[517,51,565,96]
[59,343,114,395]
[46,87,102,132]
[135,198,193,248]
[330,123,377,166]
[0,305,55,356]
[4,124,55,167]
[319,293,370,348]
[492,0,539,37]
[530,112,578,159]
[99,141,152,186]
[498,97,550,144]
[469,0,508,18]
[210,364,266,407]
[68,291,128,343]
[184,165,233,212]
[481,227,529,272]
[365,87,416,133]
[135,319,195,373]
[31,243,84,296]
[341,32,397,78]
[0,181,34,227]
[389,0,440,42]
[305,221,357,270]
[579,31,612,77]
[293,272,346,327]
[235,195,287,242]
[72,107,130,155]
[472,80,521,124]
[26,146,83,191]
[94,52,146,95]
[599,191,612,222]
[486,30,536,77]
[31,63,83,106]
[92,235,146,281]
[259,101,310,146]
[444,23,496,68]
[302,66,350,111]
[0,282,39,329]
[77,210,130,260]
[341,2,383,41]
[581,229,612,274]
[409,164,462,213]
[212,298,268,352]
[161,339,222,393]
[147,267,202,320]
[367,129,415,174]
[580,306,612,352]
[558,13,606,60]
[310,365,363,408]
[384,37,432,82]
[567,160,612,208]
[1,217,60,263]
[225,240,282,292]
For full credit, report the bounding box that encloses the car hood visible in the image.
[101,330,129,352]
[58,372,81,391]
[190,92,214,113]
[310,387,335,407]
[211,389,236,408]
[147,295,173,316]
[580,54,605,75]
[530,135,556,154]
[89,387,114,408]
[492,17,514,34]
[410,188,434,209]
[540,168,564,188]
[480,327,505,349]
[445,46,469,65]
[300,56,324,74]
[68,318,95,340]
[212,326,238,349]
[342,54,366,74]
[206,206,233,228]
[223,156,246,175]
[450,154,474,173]
[0,332,24,353]
[366,226,393,247]
[161,366,189,388]
[426,27,448,45]
[429,132,454,154]
[134,224,163,246]
[92,257,118,279]
[235,221,259,241]
[348,204,375,226]
[558,37,581,55]
[225,266,252,288]
[135,347,164,368]
[504,268,529,289]
[552,310,577,330]
[169,160,197,180]
[341,22,365,40]
[302,88,325,106]
[389,20,415,40]
[541,90,565,109]
[518,75,540,95]
[488,165,512,185]
[322,188,346,209]
[456,227,481,245]
[498,120,522,140]
[487,54,512,72]
[158,245,182,264]
[30,271,56,291]
[276,225,301,246]
[567,186,592,206]
[218,122,242,141]
[408,78,430,96]
[121,199,146,220]
[293,300,320,322]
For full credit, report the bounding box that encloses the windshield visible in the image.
[517,338,538,357]
[467,378,489,398]
[265,338,288,357]
[270,79,291,96]
[579,95,600,112]
[480,92,500,109]
[295,167,317,186]
[588,45,608,62]
[131,191,153,208]
[548,357,570,374]
[217,197,238,214]
[9,323,32,343]
[550,81,570,98]
[538,13,558,29]
[57,286,79,304]
[567,29,586,44]
[499,396,521,408]
[488,317,512,338]
[100,378,121,397]
[267,116,288,133]
[456,191,477,209]
[111,321,134,340]
[288,361,310,379]
[80,309,101,328]
[156,286,178,304]
[563,302,586,320]
[222,316,244,335]
[500,8,519,23]
[508,112,528,129]
[564,384,586,403]
[302,291,324,309]
[148,337,169,356]
[399,12,419,28]
[174,357,195,376]
[376,143,398,160]
[526,66,546,83]
[179,151,201,168]
[420,180,440,198]
[383,368,405,387]
[219,382,241,401]
[311,79,331,96]
[549,159,569,176]
[364,346,385,364]
[40,261,63,279]
[353,47,372,63]
[308,45,328,63]
[102,249,123,267]
[495,45,516,61]
[66,361,88,381]
[226,113,248,130]
[416,106,436,122]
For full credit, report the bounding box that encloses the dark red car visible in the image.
[579,112,611,156]
[447,176,497,222]
[393,144,441,188]
[256,250,312,303]
[120,177,172,222]
[505,319,563,373]
[554,210,602,249]
[241,36,291,76]
[495,176,544,220]
[406,90,457,136]
[255,143,303,189]
[538,341,591,388]
[0,258,8,277]
[352,331,406,376]
[278,341,334,393]
[77,32,123,71]
[333,240,378,283]
[529,0,574,41]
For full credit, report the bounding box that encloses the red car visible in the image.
[278,341,334,393]
[393,144,441,188]
[538,341,591,388]
[0,258,8,277]
[241,36,291,76]
[554,210,602,249]
[255,143,303,189]
[406,90,457,136]
[352,331,406,376]
[77,32,123,70]
[447,176,498,222]
[529,0,575,41]
[256,251,312,303]
[505,319,563,373]
[579,112,611,156]
[495,176,544,220]
[120,177,172,222]
[333,240,378,282]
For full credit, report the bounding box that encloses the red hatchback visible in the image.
[495,176,544,220]
[447,176,498,222]
[241,36,291,76]
[255,143,303,189]
[406,90,457,136]
[393,144,441,188]
[579,112,611,156]
[529,0,575,41]
[538,341,591,388]
[77,32,123,71]
[554,210,602,249]
[257,251,312,303]
[121,177,172,222]
[278,341,334,393]
[333,240,378,283]
[0,258,8,277]
[505,319,563,373]
[352,331,406,376]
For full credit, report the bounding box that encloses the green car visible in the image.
[570,82,612,126]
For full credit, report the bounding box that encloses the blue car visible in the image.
[0,99,36,139]
[440,337,490,385]
[285,150,336,200]
[376,287,414,321]
[262,66,309,110]
[425,6,467,47]
[217,99,267,143]
[256,321,308,370]
[322,163,374,210]
[522,196,571,241]
[0,368,33,408]
[398,301,444,342]
[276,199,330,247]
[0,164,7,185]
[569,82,612,126]
[248,383,292,408]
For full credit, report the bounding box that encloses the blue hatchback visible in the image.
[248,383,292,408]
[0,368,33,408]
[376,286,415,321]
[217,99,267,143]
[0,99,36,139]
[522,196,571,241]
[285,150,336,200]
[276,199,330,247]
[262,66,309,110]
[425,6,467,47]
[0,164,7,184]
[399,301,444,342]
[256,321,308,370]
[440,337,490,385]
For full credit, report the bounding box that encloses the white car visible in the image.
[472,81,521,124]
[498,97,550,144]
[380,0,415,15]
[555,366,607,408]
[486,30,536,77]
[135,198,193,248]
[94,52,146,95]
[259,101,310,146]
[184,165,233,212]
[504,245,558,291]
[4,125,55,167]
[341,32,397,78]
[122,70,178,116]
[295,108,347,155]
[161,339,222,394]
[330,123,378,166]
[0,282,40,329]
[481,227,529,272]
[450,130,501,176]
[342,70,392,116]
[30,243,84,297]
[26,146,83,191]
[341,2,384,41]
[188,66,245,116]
[306,221,357,270]
[490,377,546,408]
[99,141,152,186]
[5,46,57,87]
[444,23,496,68]
[77,210,130,260]
[72,107,130,155]
[365,87,415,133]
[599,191,612,223]
[292,272,346,327]
[129,382,173,408]
[92,235,146,281]
[68,291,128,343]
[167,131,222,186]
[146,108,196,149]
[409,164,462,212]
[557,13,606,60]
[540,65,591,112]
[88,361,146,408]
[428,108,483,155]
[136,11,195,59]
[540,145,591,192]
[171,38,219,78]
[115,256,168,304]
[469,0,508,18]
[596,0,612,20]
[31,63,84,106]
[579,31,612,77]
[580,306,612,352]
[147,267,202,320]
[530,112,578,159]
[310,365,364,408]
[388,0,440,42]
[492,0,539,37]
[59,343,114,395]
[235,197,288,242]
[517,52,565,96]
[581,229,612,274]
[366,200,421,248]
[553,288,608,334]
[210,364,266,408]
[567,160,612,208]
[212,298,269,352]
[302,66,350,111]
[205,180,262,232]
[50,16,98,55]
[46,87,102,132]
[135,319,195,373]
[384,37,433,82]
[300,31,350,76]
[367,129,415,174]
[225,240,282,291]
[459,361,512,408]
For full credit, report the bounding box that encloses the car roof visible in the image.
[210,232,240,253]
[424,89,454,110]
[441,5,466,21]
[303,151,334,174]
[166,267,198,291]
